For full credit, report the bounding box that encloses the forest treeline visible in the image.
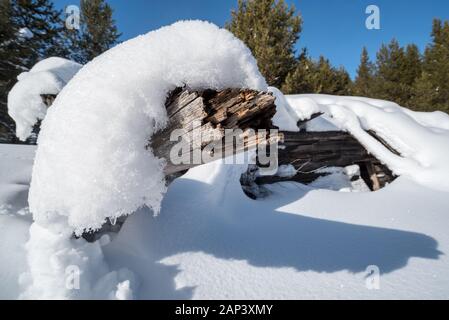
[227,0,449,114]
[0,0,120,141]
[1,0,448,142]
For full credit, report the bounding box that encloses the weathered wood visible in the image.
[38,87,279,177]
[249,130,397,191]
[151,87,278,175]
[279,131,375,171]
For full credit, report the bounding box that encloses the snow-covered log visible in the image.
[39,87,397,191]
[255,130,396,191]
[41,86,279,177]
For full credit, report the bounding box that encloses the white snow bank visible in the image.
[1,142,449,299]
[283,93,449,192]
[29,21,267,235]
[105,160,446,299]
[20,219,137,299]
[0,145,137,299]
[270,87,338,132]
[8,57,82,141]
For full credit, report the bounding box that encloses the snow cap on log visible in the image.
[29,21,268,235]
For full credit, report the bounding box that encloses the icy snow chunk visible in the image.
[8,57,82,141]
[29,21,267,235]
[275,164,297,178]
[344,164,361,178]
[269,87,300,131]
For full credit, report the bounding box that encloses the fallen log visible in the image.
[41,87,397,194]
[246,130,396,192]
[41,87,279,177]
[150,87,279,175]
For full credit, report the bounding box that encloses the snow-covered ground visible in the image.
[1,142,448,299]
[1,21,449,300]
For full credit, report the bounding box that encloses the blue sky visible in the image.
[55,0,449,78]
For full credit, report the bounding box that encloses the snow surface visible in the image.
[2,20,449,300]
[29,21,267,236]
[1,143,449,299]
[8,57,82,141]
[0,146,138,299]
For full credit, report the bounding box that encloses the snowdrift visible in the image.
[275,94,449,192]
[29,21,267,235]
[8,57,82,141]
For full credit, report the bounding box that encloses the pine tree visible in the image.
[10,0,67,63]
[372,39,411,106]
[0,0,17,141]
[401,44,422,107]
[0,0,67,142]
[333,67,352,96]
[281,48,314,93]
[70,0,121,64]
[0,0,16,92]
[226,0,302,88]
[282,53,351,95]
[313,56,351,95]
[353,47,374,97]
[0,0,13,42]
[413,19,449,113]
[403,44,421,86]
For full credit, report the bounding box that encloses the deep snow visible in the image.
[282,94,449,192]
[1,141,448,299]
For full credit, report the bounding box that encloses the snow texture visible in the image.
[269,87,300,131]
[29,21,267,235]
[19,219,138,299]
[8,57,82,141]
[107,160,447,299]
